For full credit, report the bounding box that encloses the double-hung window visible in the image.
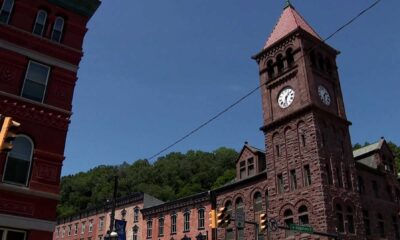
[51,17,64,42]
[21,61,50,102]
[0,0,13,24]
[33,10,47,36]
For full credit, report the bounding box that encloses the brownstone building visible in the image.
[54,2,400,240]
[0,0,99,239]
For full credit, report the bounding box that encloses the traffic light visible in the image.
[217,207,231,228]
[0,116,20,152]
[259,213,268,233]
[209,209,216,229]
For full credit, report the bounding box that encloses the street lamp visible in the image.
[105,176,119,240]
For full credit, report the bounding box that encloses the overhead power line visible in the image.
[147,0,382,161]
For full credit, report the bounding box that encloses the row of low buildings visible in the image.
[54,139,400,240]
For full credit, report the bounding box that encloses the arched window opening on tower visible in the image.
[286,48,294,67]
[0,0,14,24]
[298,205,309,225]
[283,209,294,237]
[336,204,344,233]
[357,176,364,194]
[276,54,284,73]
[51,16,65,42]
[346,206,355,234]
[317,53,325,71]
[325,58,333,75]
[2,135,34,186]
[309,50,316,66]
[266,60,274,78]
[33,10,48,36]
[303,165,311,186]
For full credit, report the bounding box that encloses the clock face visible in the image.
[318,85,331,106]
[278,87,295,109]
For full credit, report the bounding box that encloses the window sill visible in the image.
[0,181,59,200]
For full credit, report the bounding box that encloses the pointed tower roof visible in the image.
[263,3,322,49]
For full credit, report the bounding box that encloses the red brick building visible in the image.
[0,0,99,239]
[141,192,212,240]
[54,2,400,240]
[55,193,163,240]
[213,2,400,240]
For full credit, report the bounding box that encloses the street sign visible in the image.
[288,224,314,234]
[235,212,245,229]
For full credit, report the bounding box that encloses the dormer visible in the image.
[353,138,397,175]
[235,142,266,180]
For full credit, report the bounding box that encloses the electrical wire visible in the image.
[147,0,382,161]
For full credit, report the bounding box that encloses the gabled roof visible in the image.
[235,142,265,163]
[263,3,321,49]
[353,140,383,159]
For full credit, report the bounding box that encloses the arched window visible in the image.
[225,200,232,218]
[298,205,309,225]
[171,213,177,234]
[309,50,316,66]
[286,48,294,67]
[346,206,355,234]
[253,192,263,221]
[284,209,294,237]
[325,58,332,74]
[317,53,325,71]
[198,208,205,229]
[235,198,244,240]
[336,204,344,233]
[267,60,274,78]
[3,135,34,185]
[51,16,64,42]
[183,209,190,232]
[146,220,152,239]
[158,216,164,237]
[33,10,47,36]
[133,207,139,222]
[276,54,284,73]
[0,0,14,24]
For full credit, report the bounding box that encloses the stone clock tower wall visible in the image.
[253,4,364,239]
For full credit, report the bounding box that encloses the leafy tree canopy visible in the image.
[58,147,238,217]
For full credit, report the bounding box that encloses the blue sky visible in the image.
[62,0,400,176]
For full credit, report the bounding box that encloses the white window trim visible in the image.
[51,16,64,42]
[0,0,14,24]
[2,134,34,187]
[33,10,47,36]
[21,60,51,103]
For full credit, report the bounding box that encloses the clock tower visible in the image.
[253,3,364,239]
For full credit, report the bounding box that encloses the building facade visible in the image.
[141,192,212,240]
[0,0,100,239]
[55,193,163,240]
[54,2,400,240]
